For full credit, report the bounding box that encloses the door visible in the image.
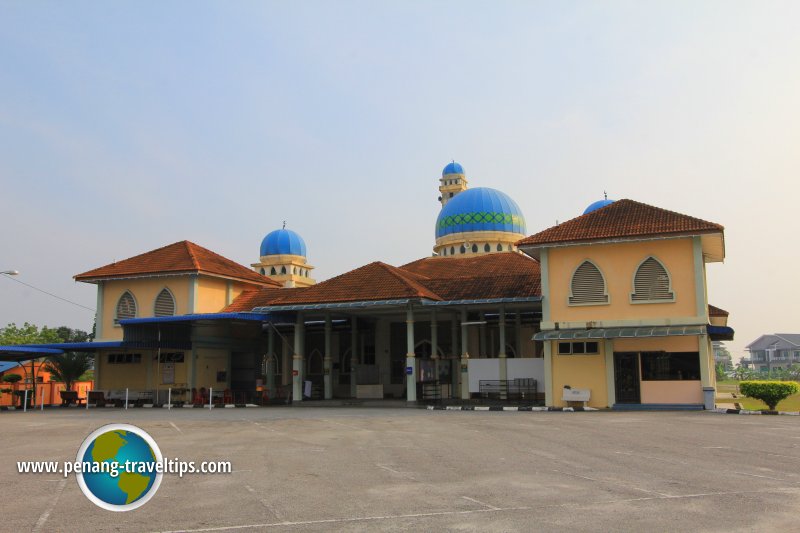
[614,352,641,404]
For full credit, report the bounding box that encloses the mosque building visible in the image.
[0,162,733,409]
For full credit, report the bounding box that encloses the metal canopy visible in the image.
[254,296,541,313]
[533,325,708,341]
[119,312,269,325]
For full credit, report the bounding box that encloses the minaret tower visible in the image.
[438,161,468,207]
[252,223,316,288]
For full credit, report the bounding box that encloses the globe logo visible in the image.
[76,423,164,511]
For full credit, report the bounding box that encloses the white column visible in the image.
[604,339,615,408]
[498,306,507,399]
[266,327,276,393]
[406,307,417,402]
[460,309,470,400]
[543,341,553,407]
[451,316,459,398]
[479,312,487,357]
[431,311,439,383]
[324,314,333,400]
[515,312,523,357]
[350,317,358,399]
[292,314,304,403]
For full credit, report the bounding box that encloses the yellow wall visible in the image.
[196,276,228,313]
[550,342,608,408]
[96,350,148,389]
[613,336,699,352]
[100,277,191,340]
[547,238,698,324]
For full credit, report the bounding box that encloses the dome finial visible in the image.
[604,190,607,200]
[282,220,286,229]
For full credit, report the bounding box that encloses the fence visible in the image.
[0,381,94,407]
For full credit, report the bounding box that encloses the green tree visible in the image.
[739,380,800,410]
[42,353,93,392]
[0,322,61,345]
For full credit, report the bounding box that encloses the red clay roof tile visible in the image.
[517,199,724,247]
[74,240,280,287]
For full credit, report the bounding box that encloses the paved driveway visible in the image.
[3,407,799,532]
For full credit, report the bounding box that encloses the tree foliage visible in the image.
[739,380,800,410]
[43,353,93,391]
[0,322,62,345]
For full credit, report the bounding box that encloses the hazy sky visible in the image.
[1,2,798,360]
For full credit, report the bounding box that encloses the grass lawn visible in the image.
[716,379,800,411]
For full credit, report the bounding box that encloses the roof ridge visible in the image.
[375,262,441,300]
[184,241,201,270]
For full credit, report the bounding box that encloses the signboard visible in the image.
[405,366,413,375]
[161,362,175,385]
[292,369,299,376]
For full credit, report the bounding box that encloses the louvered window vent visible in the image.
[632,257,674,301]
[154,288,176,317]
[569,261,608,305]
[115,292,137,323]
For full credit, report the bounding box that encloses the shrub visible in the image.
[2,374,22,383]
[739,381,799,410]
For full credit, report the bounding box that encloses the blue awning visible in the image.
[23,342,124,351]
[707,325,735,341]
[0,345,64,362]
[119,312,270,325]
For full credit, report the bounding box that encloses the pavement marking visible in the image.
[150,488,800,533]
[462,496,500,510]
[32,478,67,533]
[169,422,182,433]
[376,464,417,480]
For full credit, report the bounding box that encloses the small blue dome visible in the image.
[436,187,526,239]
[583,199,615,215]
[260,229,307,257]
[442,161,464,176]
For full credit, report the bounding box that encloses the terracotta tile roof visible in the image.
[223,253,542,311]
[74,240,280,287]
[263,262,443,306]
[708,304,729,317]
[401,252,540,280]
[516,199,724,247]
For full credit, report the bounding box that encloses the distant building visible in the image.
[744,334,800,372]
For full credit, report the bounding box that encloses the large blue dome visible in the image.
[583,199,614,215]
[435,188,526,239]
[260,229,307,257]
[442,161,464,176]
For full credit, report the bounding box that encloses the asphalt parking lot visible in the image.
[2,407,800,532]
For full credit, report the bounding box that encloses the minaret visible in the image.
[253,224,316,288]
[438,161,468,207]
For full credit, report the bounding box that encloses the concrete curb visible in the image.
[712,407,800,416]
[426,405,599,412]
[0,403,260,411]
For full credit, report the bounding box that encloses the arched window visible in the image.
[484,243,491,253]
[497,244,503,252]
[569,261,609,305]
[115,291,137,323]
[450,247,455,255]
[460,245,466,254]
[471,244,478,253]
[280,266,287,275]
[154,288,176,317]
[270,267,277,275]
[507,244,512,251]
[632,257,674,302]
[259,268,266,275]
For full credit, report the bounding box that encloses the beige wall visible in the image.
[547,238,699,325]
[100,277,192,340]
[196,276,228,313]
[640,381,703,404]
[613,336,699,352]
[551,343,608,408]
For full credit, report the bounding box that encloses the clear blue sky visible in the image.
[1,1,798,360]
